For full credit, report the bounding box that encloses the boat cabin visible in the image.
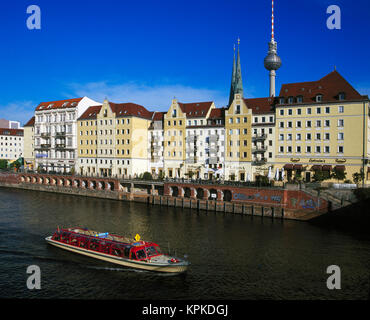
[51,229,162,261]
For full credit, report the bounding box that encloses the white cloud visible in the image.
[0,101,35,126]
[67,81,229,110]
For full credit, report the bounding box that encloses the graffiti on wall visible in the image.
[233,192,282,203]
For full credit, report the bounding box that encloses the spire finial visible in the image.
[237,37,240,47]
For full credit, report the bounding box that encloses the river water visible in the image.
[0,187,369,300]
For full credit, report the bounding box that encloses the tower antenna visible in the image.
[264,0,282,97]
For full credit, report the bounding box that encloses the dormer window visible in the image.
[316,94,323,102]
[235,104,241,114]
[279,98,285,104]
[338,92,345,100]
[288,97,294,104]
[297,96,303,103]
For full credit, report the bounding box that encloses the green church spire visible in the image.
[228,44,236,106]
[234,38,243,96]
[228,38,243,106]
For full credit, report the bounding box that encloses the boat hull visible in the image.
[45,237,188,273]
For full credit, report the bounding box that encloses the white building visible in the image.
[0,128,24,161]
[34,96,99,173]
[148,111,165,178]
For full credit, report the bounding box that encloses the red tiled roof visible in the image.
[78,105,102,120]
[24,116,35,127]
[77,102,152,120]
[0,128,24,136]
[279,70,365,104]
[35,97,84,111]
[152,111,166,121]
[209,107,225,118]
[177,101,213,118]
[110,102,152,119]
[244,97,276,114]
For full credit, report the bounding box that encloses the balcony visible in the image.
[185,157,197,164]
[252,146,267,153]
[252,134,267,142]
[55,132,66,137]
[252,158,267,166]
[55,143,66,149]
[36,144,51,150]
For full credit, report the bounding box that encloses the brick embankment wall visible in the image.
[0,173,330,221]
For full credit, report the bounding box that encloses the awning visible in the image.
[283,164,294,170]
[322,165,332,171]
[311,165,322,171]
[293,164,303,170]
[334,165,346,172]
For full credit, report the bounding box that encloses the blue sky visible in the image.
[0,0,369,124]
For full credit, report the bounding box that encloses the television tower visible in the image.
[264,0,282,97]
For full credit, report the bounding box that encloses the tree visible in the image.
[332,169,346,182]
[142,171,153,181]
[353,169,364,184]
[0,159,8,170]
[313,170,331,182]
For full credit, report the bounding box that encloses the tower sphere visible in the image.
[264,52,282,71]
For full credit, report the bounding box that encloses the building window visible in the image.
[287,121,292,128]
[325,120,330,127]
[307,108,312,115]
[324,146,330,153]
[288,109,293,115]
[338,132,344,140]
[316,120,321,127]
[296,121,302,128]
[316,107,321,114]
[338,146,344,153]
[280,109,284,116]
[316,146,321,153]
[325,107,330,114]
[297,96,303,103]
[279,146,284,153]
[338,119,344,127]
[306,146,312,153]
[296,146,301,153]
[296,133,301,141]
[306,133,312,141]
[279,134,284,141]
[288,97,294,104]
[306,120,312,128]
[316,95,323,102]
[338,92,345,100]
[279,122,284,128]
[338,106,344,113]
[297,109,302,115]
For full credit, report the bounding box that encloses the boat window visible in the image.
[112,246,122,256]
[131,251,137,260]
[124,246,131,258]
[136,249,146,260]
[145,246,158,257]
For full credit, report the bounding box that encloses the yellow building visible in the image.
[224,94,252,181]
[77,99,152,178]
[274,70,370,183]
[23,116,35,170]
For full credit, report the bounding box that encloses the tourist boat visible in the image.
[45,227,189,273]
